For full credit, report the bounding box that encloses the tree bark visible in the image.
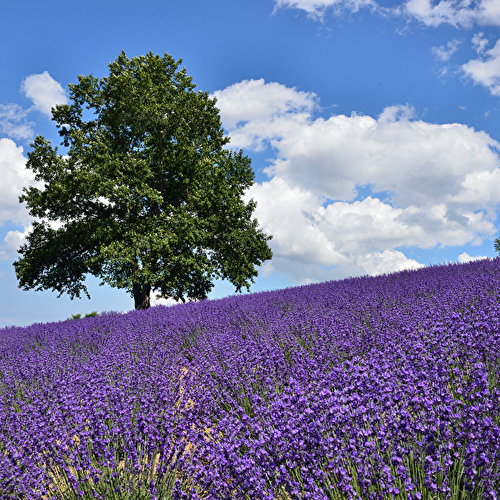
[133,282,151,310]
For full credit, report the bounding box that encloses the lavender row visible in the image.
[1,258,500,499]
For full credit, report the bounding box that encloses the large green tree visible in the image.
[14,51,273,310]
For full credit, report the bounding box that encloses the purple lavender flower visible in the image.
[1,259,500,498]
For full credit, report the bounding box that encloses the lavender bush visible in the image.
[1,258,500,499]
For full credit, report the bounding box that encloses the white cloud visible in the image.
[243,176,350,267]
[244,178,492,280]
[213,79,500,280]
[0,139,43,228]
[457,252,493,263]
[20,71,68,117]
[271,2,500,101]
[222,81,500,210]
[357,249,425,276]
[0,72,67,142]
[150,293,182,308]
[406,0,500,29]
[472,32,490,54]
[213,78,320,151]
[430,38,463,62]
[272,0,379,21]
[460,38,500,97]
[273,0,500,28]
[464,0,500,27]
[0,139,67,264]
[0,225,33,262]
[0,74,71,262]
[150,292,203,308]
[0,104,35,141]
[400,0,476,29]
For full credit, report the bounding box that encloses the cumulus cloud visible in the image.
[220,80,500,210]
[20,71,68,117]
[212,79,500,280]
[0,139,43,228]
[213,78,320,150]
[0,73,71,263]
[150,292,205,308]
[0,139,65,264]
[0,225,33,262]
[457,252,493,263]
[150,293,182,308]
[357,249,425,276]
[0,72,67,142]
[460,38,500,97]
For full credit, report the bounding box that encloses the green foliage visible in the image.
[495,237,500,256]
[68,311,98,320]
[13,50,273,310]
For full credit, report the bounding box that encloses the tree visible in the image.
[14,51,273,310]
[495,238,500,257]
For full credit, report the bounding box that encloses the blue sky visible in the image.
[1,0,500,329]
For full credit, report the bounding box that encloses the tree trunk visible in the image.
[133,282,151,310]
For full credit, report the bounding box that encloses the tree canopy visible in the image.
[14,51,273,310]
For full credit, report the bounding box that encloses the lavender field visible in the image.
[1,259,500,499]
